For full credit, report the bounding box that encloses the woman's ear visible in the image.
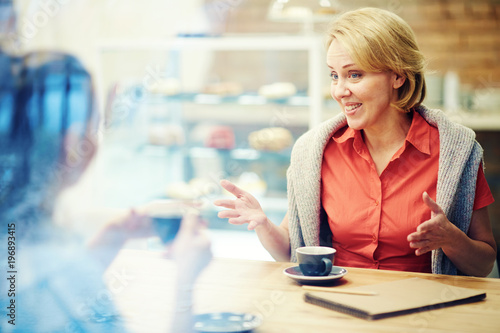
[393,73,406,89]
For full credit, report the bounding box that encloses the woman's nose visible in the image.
[332,80,351,100]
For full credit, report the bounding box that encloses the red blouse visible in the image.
[321,111,494,273]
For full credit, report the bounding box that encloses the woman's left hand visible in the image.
[407,192,459,256]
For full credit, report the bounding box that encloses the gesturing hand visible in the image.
[407,192,458,256]
[213,179,268,231]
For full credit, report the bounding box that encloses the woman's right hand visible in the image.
[213,179,269,231]
[168,213,212,284]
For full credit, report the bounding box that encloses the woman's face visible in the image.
[327,39,404,132]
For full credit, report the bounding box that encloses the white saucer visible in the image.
[283,265,347,284]
[193,312,262,332]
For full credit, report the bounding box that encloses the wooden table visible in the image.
[106,249,500,333]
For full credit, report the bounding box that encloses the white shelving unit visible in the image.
[90,35,329,222]
[445,111,500,131]
[95,35,326,130]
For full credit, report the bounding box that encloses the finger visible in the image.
[416,220,433,233]
[162,244,174,259]
[196,227,211,245]
[408,239,428,249]
[220,179,247,198]
[422,191,443,216]
[180,212,200,233]
[129,210,150,230]
[213,199,236,209]
[415,247,431,256]
[129,209,149,226]
[228,217,249,225]
[135,215,154,234]
[199,217,209,228]
[124,209,137,228]
[217,210,240,219]
[407,232,421,242]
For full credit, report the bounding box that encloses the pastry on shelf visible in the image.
[203,81,244,96]
[148,123,185,146]
[147,77,181,96]
[281,6,313,19]
[190,124,235,149]
[166,181,197,200]
[166,177,219,200]
[205,126,235,149]
[315,6,340,15]
[248,127,293,152]
[258,82,297,99]
[223,172,267,198]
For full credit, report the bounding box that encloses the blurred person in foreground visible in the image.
[0,51,211,332]
[215,7,496,277]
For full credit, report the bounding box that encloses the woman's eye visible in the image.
[349,73,361,79]
[330,73,338,80]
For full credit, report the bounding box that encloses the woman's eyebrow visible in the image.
[326,63,356,70]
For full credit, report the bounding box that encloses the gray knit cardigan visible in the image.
[286,105,483,275]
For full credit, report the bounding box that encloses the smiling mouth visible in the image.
[344,103,362,114]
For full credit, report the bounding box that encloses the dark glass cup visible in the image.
[151,215,183,244]
[296,246,336,276]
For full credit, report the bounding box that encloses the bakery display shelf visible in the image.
[137,144,291,159]
[444,110,500,131]
[98,35,323,52]
[96,34,326,129]
[145,91,311,107]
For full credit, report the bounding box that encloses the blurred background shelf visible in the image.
[96,35,326,130]
[445,111,500,131]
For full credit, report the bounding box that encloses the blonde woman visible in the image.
[215,7,496,277]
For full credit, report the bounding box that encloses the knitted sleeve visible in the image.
[431,141,483,275]
[287,114,346,262]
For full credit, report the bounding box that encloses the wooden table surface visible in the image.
[106,249,500,333]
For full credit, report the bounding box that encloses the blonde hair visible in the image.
[326,8,426,112]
